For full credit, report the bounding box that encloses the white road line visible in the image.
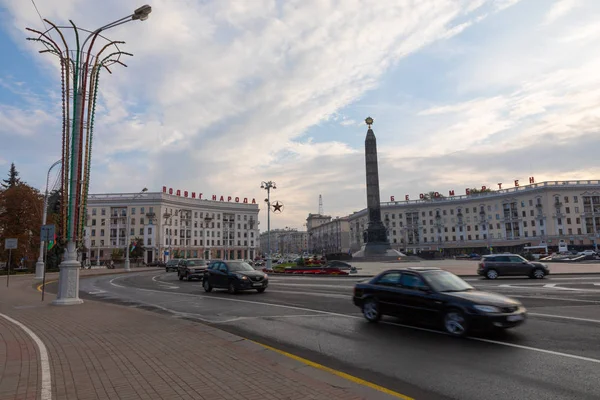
[269,283,355,289]
[0,313,52,400]
[266,289,350,299]
[529,313,600,324]
[509,295,600,303]
[102,277,600,364]
[109,277,127,288]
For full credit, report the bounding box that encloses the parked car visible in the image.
[577,250,597,257]
[165,259,182,272]
[477,254,549,279]
[178,259,209,281]
[203,260,268,294]
[147,260,166,267]
[353,267,527,336]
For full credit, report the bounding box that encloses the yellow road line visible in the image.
[251,340,414,400]
[37,280,57,293]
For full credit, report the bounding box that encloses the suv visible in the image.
[178,259,209,281]
[165,259,182,272]
[478,254,550,279]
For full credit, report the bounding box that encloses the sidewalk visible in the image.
[0,272,399,400]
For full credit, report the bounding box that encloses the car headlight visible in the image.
[234,274,248,280]
[263,273,268,279]
[473,305,502,313]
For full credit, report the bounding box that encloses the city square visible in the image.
[2,1,600,400]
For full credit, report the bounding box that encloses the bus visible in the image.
[523,245,549,260]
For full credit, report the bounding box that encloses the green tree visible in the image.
[130,237,145,259]
[468,187,492,195]
[111,248,124,260]
[423,191,446,201]
[1,162,22,189]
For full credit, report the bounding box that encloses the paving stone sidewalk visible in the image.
[0,272,389,400]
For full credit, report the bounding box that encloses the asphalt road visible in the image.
[72,272,600,400]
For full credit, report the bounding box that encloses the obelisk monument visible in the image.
[353,117,404,259]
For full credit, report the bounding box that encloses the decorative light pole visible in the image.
[260,181,276,270]
[124,188,147,271]
[26,5,152,305]
[35,159,62,280]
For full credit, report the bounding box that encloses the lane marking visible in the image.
[0,313,52,400]
[529,313,600,324]
[269,282,355,289]
[37,280,57,292]
[266,289,350,299]
[250,340,414,400]
[510,295,600,304]
[104,276,600,364]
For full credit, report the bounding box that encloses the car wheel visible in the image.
[203,279,212,292]
[165,268,169,273]
[185,273,190,281]
[362,299,381,323]
[178,273,183,281]
[486,269,499,280]
[443,309,468,337]
[256,288,266,293]
[228,282,238,294]
[532,268,546,279]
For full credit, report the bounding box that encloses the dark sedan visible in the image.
[353,267,526,337]
[203,260,269,294]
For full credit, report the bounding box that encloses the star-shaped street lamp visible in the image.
[260,181,277,270]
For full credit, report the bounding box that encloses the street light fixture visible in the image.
[27,6,153,305]
[35,159,62,280]
[124,188,148,271]
[260,181,276,270]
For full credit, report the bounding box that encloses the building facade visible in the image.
[84,191,260,263]
[343,180,600,254]
[259,228,308,256]
[305,214,351,254]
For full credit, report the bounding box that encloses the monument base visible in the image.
[352,242,406,261]
[52,241,84,306]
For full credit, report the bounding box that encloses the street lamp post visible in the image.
[27,6,152,305]
[260,181,276,270]
[124,188,147,271]
[35,159,62,280]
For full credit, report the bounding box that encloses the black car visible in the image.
[178,259,208,281]
[353,267,526,337]
[165,259,182,272]
[203,260,269,294]
[477,254,550,279]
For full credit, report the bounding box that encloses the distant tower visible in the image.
[318,194,324,215]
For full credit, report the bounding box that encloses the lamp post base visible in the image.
[34,260,44,280]
[52,241,83,306]
[124,258,131,271]
[266,257,272,270]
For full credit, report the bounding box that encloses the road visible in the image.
[69,271,600,400]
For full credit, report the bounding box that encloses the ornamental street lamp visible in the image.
[124,188,147,271]
[35,159,62,280]
[260,181,276,270]
[26,5,152,305]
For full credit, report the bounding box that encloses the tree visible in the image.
[1,163,21,189]
[423,191,446,201]
[130,236,145,259]
[0,183,43,266]
[468,188,492,195]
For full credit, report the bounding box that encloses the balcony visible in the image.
[536,203,543,209]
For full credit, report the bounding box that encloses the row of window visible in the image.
[89,238,256,248]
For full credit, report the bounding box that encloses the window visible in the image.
[574,196,578,203]
[139,228,143,235]
[576,217,581,224]
[400,274,427,290]
[91,240,96,246]
[92,208,97,216]
[566,207,570,214]
[567,218,572,224]
[529,200,533,206]
[564,196,569,203]
[148,227,152,234]
[101,208,106,216]
[147,238,152,246]
[131,207,136,215]
[141,207,145,214]
[100,229,105,237]
[92,219,96,226]
[557,218,562,225]
[575,207,580,213]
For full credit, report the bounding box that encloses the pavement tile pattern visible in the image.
[0,271,365,400]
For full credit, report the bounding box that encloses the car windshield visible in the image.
[227,261,255,272]
[422,270,474,292]
[186,259,206,266]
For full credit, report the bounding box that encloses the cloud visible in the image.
[12,0,600,234]
[543,0,580,25]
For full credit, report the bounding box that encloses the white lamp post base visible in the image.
[124,258,131,271]
[34,259,45,280]
[52,242,83,306]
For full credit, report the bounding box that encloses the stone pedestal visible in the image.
[34,259,44,280]
[52,241,84,306]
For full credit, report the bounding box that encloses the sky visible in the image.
[1,0,600,231]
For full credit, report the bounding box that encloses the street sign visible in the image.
[41,224,56,242]
[4,238,17,250]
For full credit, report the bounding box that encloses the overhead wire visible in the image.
[30,0,52,39]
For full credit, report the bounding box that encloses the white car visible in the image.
[578,250,597,256]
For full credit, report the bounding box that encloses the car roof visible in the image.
[379,267,442,274]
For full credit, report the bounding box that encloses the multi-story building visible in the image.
[83,191,260,264]
[344,180,600,254]
[305,214,351,255]
[259,228,307,256]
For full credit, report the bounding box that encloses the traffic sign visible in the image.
[41,224,56,242]
[4,238,17,250]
